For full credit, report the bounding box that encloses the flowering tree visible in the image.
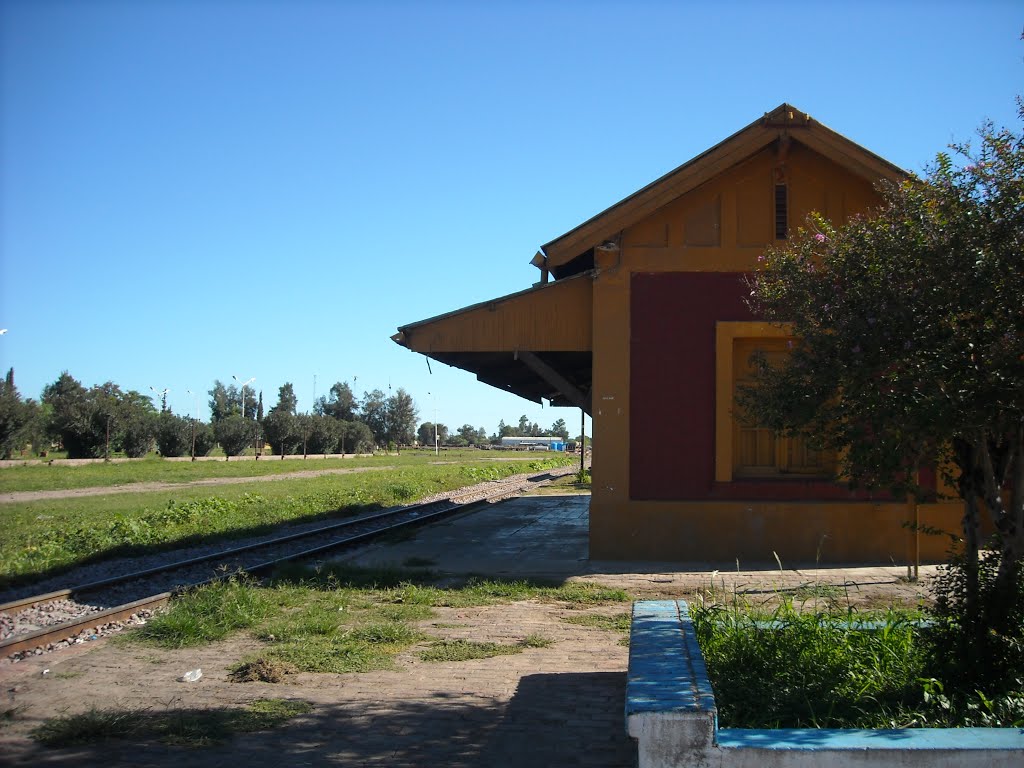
[743,109,1023,641]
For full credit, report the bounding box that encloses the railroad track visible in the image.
[1,467,574,660]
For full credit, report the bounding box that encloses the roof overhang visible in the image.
[393,273,594,412]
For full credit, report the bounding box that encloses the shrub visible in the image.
[214,415,253,457]
[156,412,193,457]
[925,548,1024,698]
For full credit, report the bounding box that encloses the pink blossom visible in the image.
[814,233,826,242]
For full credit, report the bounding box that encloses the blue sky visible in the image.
[1,0,1020,435]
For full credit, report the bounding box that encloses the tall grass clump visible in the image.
[692,601,925,728]
[693,589,1024,728]
[133,576,272,648]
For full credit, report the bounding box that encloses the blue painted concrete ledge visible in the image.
[625,599,1024,768]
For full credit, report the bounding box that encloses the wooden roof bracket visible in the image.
[594,233,622,275]
[530,250,550,284]
[516,350,593,415]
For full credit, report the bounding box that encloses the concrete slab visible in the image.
[341,493,936,605]
[344,493,591,580]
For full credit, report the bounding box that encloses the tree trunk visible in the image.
[991,420,1024,624]
[955,438,983,648]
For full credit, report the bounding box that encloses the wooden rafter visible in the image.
[517,351,592,415]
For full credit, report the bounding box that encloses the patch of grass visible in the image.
[32,699,313,748]
[255,599,425,674]
[549,582,630,604]
[0,449,569,493]
[52,670,84,680]
[368,602,435,623]
[272,562,437,590]
[32,707,144,746]
[132,577,272,648]
[419,639,527,662]
[123,566,626,676]
[236,698,313,731]
[1,706,26,728]
[229,657,299,683]
[257,603,343,643]
[790,582,843,601]
[562,612,631,633]
[419,633,554,661]
[521,633,554,648]
[383,577,629,608]
[348,621,421,645]
[266,638,394,674]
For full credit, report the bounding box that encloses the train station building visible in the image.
[393,104,964,564]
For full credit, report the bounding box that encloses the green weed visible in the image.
[126,566,626,676]
[32,707,144,746]
[521,633,554,648]
[561,612,631,633]
[132,577,272,648]
[31,699,312,748]
[229,657,299,683]
[267,638,393,674]
[419,639,526,662]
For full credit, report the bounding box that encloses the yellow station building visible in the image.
[393,104,965,564]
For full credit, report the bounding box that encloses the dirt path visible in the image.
[0,600,636,767]
[0,466,396,504]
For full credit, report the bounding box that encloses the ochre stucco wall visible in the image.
[588,141,959,564]
[589,499,966,564]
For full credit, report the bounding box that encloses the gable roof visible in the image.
[540,104,906,274]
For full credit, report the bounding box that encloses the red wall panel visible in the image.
[629,272,900,502]
[630,272,752,499]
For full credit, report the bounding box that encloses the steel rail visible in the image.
[0,593,173,657]
[0,500,449,617]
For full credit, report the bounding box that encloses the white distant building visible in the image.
[499,436,566,451]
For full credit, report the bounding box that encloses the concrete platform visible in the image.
[342,493,935,604]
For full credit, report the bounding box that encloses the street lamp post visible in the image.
[233,375,255,419]
[149,386,170,413]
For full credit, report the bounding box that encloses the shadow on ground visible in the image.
[5,672,637,768]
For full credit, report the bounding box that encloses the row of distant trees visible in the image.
[0,370,582,460]
[416,415,573,449]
